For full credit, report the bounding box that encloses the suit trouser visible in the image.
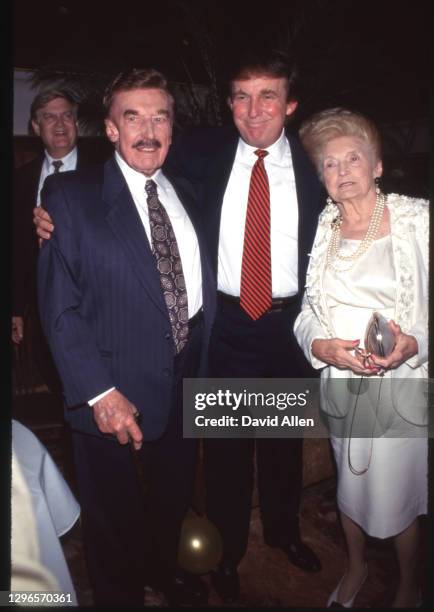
[71,323,202,606]
[30,305,78,495]
[204,297,314,567]
[29,305,64,395]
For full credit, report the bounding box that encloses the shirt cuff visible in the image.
[310,337,329,369]
[88,387,116,406]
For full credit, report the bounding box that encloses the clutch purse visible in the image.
[364,312,395,357]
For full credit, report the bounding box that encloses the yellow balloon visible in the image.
[177,514,223,574]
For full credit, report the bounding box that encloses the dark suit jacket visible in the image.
[37,156,216,440]
[166,125,324,296]
[13,144,108,316]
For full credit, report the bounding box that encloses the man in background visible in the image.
[12,90,107,392]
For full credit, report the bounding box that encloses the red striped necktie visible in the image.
[240,149,272,320]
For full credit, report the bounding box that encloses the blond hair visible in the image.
[299,108,381,177]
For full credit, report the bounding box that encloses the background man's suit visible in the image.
[13,145,107,391]
[37,156,216,604]
[168,124,323,566]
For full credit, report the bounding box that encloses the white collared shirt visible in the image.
[89,153,203,407]
[36,147,78,205]
[217,129,299,297]
[115,151,203,318]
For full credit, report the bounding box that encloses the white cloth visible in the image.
[37,147,78,205]
[11,452,60,596]
[12,420,80,604]
[294,193,429,426]
[217,129,299,297]
[294,194,429,538]
[322,237,427,538]
[88,386,115,406]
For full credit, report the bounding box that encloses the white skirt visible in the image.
[330,434,428,538]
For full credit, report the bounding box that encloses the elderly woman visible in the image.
[295,108,428,608]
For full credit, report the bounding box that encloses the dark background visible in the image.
[4,0,432,598]
[14,0,431,122]
[13,0,432,197]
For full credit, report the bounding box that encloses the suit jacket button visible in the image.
[163,368,171,377]
[165,332,171,340]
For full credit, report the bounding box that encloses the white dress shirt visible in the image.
[89,152,203,406]
[218,129,299,297]
[36,147,78,205]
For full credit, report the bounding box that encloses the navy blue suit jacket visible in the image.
[37,156,216,440]
[167,125,324,295]
[13,144,106,316]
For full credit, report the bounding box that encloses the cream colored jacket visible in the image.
[294,193,429,425]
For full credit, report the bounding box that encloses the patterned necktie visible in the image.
[240,149,272,320]
[145,179,189,353]
[52,160,63,174]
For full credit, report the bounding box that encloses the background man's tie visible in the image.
[145,179,189,353]
[240,149,272,320]
[52,160,63,173]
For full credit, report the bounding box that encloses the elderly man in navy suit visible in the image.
[37,69,215,606]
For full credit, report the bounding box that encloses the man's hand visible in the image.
[12,316,24,344]
[33,206,54,243]
[370,320,418,371]
[311,337,380,375]
[92,389,143,450]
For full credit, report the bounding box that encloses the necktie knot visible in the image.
[52,160,63,173]
[145,179,158,197]
[254,149,268,161]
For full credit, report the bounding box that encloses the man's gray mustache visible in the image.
[133,139,161,149]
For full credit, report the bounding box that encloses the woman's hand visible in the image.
[370,320,418,371]
[311,338,380,375]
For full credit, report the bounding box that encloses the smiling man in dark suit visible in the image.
[12,89,108,393]
[166,50,323,602]
[13,91,78,343]
[37,69,215,606]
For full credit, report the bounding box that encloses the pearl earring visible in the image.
[375,176,381,195]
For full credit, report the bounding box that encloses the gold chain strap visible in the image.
[347,375,384,476]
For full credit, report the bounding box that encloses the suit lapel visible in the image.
[202,135,238,273]
[102,157,168,317]
[76,147,86,171]
[162,170,216,330]
[28,155,44,201]
[287,132,323,294]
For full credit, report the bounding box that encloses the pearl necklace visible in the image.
[326,191,386,273]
